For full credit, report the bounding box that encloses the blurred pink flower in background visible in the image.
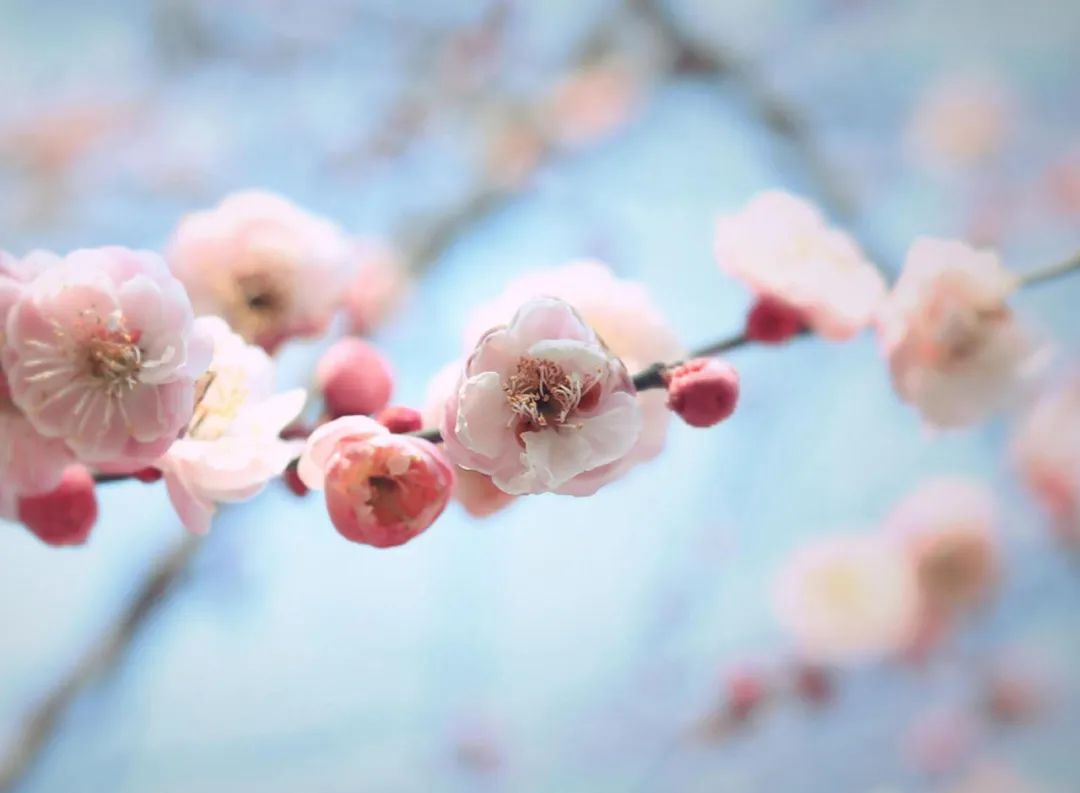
[2,247,212,467]
[167,190,353,352]
[442,297,642,496]
[714,190,886,340]
[906,72,1016,172]
[878,238,1047,428]
[158,317,306,535]
[544,59,641,148]
[772,535,920,665]
[299,416,454,547]
[1012,375,1080,543]
[885,477,999,618]
[944,762,1049,793]
[341,237,409,336]
[1044,145,1080,218]
[904,706,978,776]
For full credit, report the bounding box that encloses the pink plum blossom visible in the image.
[316,337,394,419]
[884,477,999,617]
[157,316,306,534]
[877,237,1047,428]
[714,191,886,340]
[341,238,408,335]
[544,59,641,147]
[1012,375,1080,542]
[2,247,212,468]
[462,260,681,479]
[298,416,454,547]
[166,190,353,352]
[773,535,920,666]
[442,297,643,496]
[906,73,1015,172]
[0,394,75,521]
[17,465,98,547]
[665,357,740,428]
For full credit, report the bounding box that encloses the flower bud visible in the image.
[316,338,394,419]
[377,405,423,434]
[18,466,98,546]
[665,358,740,428]
[745,295,805,343]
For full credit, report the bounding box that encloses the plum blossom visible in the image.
[298,416,454,547]
[316,337,394,419]
[0,396,75,521]
[157,317,306,534]
[341,238,408,335]
[166,191,352,352]
[714,191,886,340]
[906,73,1015,172]
[878,237,1047,428]
[442,297,643,496]
[544,59,641,147]
[17,465,98,547]
[1012,375,1080,542]
[884,478,999,617]
[463,260,681,477]
[773,535,920,665]
[2,247,212,468]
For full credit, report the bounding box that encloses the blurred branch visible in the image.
[0,534,201,792]
[1019,248,1080,287]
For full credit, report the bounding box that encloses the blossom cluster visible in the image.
[2,186,1075,558]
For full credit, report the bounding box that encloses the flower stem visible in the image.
[1018,248,1080,287]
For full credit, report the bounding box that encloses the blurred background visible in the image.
[2,0,1080,791]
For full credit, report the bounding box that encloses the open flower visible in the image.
[1012,375,1080,542]
[773,535,920,665]
[2,247,212,468]
[446,261,678,507]
[442,297,642,496]
[166,191,352,352]
[715,191,886,340]
[878,238,1046,428]
[299,416,454,547]
[158,317,306,534]
[885,478,999,617]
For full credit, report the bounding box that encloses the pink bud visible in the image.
[665,358,740,428]
[316,337,394,419]
[283,463,309,497]
[377,405,424,434]
[133,467,163,483]
[322,434,454,547]
[18,466,98,546]
[745,295,805,343]
[725,668,768,722]
[793,664,833,706]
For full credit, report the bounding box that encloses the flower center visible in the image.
[230,272,290,343]
[85,321,142,396]
[186,367,248,441]
[504,357,586,430]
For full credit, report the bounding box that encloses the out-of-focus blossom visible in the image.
[341,238,409,335]
[463,260,682,480]
[944,762,1048,793]
[158,317,305,534]
[744,294,806,343]
[773,535,920,665]
[665,357,740,428]
[544,59,640,147]
[3,247,212,467]
[793,664,833,706]
[16,465,98,547]
[1012,375,1080,542]
[316,337,394,419]
[483,113,545,188]
[885,478,999,617]
[299,416,454,547]
[442,297,642,496]
[715,191,886,340]
[0,396,75,520]
[723,667,769,722]
[906,73,1015,172]
[878,238,1046,428]
[0,99,135,177]
[167,191,352,352]
[1045,145,1080,218]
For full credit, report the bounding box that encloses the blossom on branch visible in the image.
[877,237,1046,428]
[715,190,886,340]
[2,247,212,468]
[16,465,97,547]
[299,416,454,547]
[167,191,353,353]
[442,297,643,496]
[158,317,306,535]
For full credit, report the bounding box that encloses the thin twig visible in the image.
[0,534,201,793]
[1018,248,1080,288]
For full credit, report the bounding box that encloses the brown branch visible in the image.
[0,534,201,792]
